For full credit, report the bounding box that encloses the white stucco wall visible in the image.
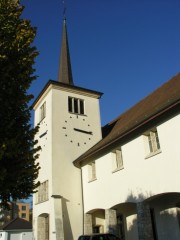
[51,87,102,239]
[33,88,53,239]
[0,231,32,240]
[33,84,102,240]
[82,113,180,239]
[0,232,7,240]
[82,113,180,212]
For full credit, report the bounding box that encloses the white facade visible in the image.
[33,74,180,240]
[32,16,180,240]
[0,231,32,240]
[33,66,180,240]
[80,111,180,240]
[33,83,102,240]
[82,115,180,211]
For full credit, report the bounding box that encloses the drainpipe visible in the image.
[81,168,85,234]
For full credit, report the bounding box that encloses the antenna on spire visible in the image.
[62,0,67,20]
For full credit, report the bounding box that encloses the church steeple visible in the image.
[58,18,74,85]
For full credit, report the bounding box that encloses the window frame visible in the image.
[21,205,26,211]
[88,161,97,182]
[68,97,85,115]
[112,148,124,173]
[36,180,49,204]
[21,213,26,219]
[40,102,46,121]
[144,128,161,158]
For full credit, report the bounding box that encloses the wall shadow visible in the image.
[123,192,180,240]
[62,198,73,240]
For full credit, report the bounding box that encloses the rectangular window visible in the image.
[144,128,161,157]
[40,102,46,121]
[21,205,26,211]
[68,97,72,112]
[80,99,84,115]
[112,148,123,172]
[74,98,78,113]
[68,97,85,115]
[147,129,160,153]
[21,213,26,218]
[37,180,49,203]
[88,161,96,182]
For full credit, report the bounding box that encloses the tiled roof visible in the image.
[2,218,32,230]
[74,73,180,167]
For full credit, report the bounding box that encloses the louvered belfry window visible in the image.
[68,97,85,115]
[40,102,46,121]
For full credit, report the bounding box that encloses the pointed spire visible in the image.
[58,18,74,85]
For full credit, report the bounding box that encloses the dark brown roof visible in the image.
[58,19,74,85]
[74,73,180,167]
[2,218,32,230]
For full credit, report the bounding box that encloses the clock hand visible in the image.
[74,128,92,135]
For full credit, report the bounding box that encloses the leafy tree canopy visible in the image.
[0,0,40,207]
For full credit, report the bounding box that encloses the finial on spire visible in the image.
[62,0,66,20]
[58,1,74,85]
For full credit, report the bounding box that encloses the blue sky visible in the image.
[21,0,180,126]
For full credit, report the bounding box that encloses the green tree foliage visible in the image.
[0,0,40,206]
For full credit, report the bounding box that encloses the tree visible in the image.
[0,0,40,206]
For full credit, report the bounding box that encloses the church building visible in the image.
[33,18,180,240]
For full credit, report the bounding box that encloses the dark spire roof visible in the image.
[58,18,74,85]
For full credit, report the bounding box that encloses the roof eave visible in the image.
[73,100,179,168]
[32,80,103,109]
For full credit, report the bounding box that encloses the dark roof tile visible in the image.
[74,73,180,167]
[3,218,32,230]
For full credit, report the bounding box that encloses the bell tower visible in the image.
[33,17,103,240]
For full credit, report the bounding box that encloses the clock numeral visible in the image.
[39,131,48,138]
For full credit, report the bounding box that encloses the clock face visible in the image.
[62,115,93,147]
